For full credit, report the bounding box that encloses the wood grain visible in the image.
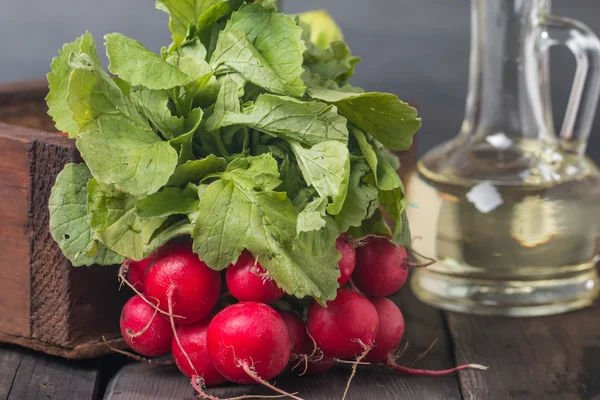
[0,122,128,358]
[448,301,600,400]
[28,131,80,346]
[0,344,102,400]
[105,287,462,400]
[0,127,35,337]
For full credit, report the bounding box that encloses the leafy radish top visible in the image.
[47,0,420,305]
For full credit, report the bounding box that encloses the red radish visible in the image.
[171,320,228,386]
[353,237,408,297]
[123,254,154,292]
[304,354,335,375]
[144,240,221,325]
[279,311,312,356]
[225,250,284,303]
[306,289,379,359]
[336,235,356,286]
[120,295,173,357]
[366,298,405,362]
[207,302,291,385]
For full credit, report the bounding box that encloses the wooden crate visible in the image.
[0,80,128,359]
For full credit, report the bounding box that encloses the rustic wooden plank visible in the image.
[448,301,600,400]
[0,344,103,400]
[105,287,462,400]
[0,345,23,399]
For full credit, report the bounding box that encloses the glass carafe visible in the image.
[409,0,600,316]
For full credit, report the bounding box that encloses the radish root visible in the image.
[118,260,184,319]
[393,341,410,360]
[341,340,372,400]
[291,330,323,376]
[386,353,488,376]
[101,336,174,366]
[167,284,199,378]
[191,375,296,400]
[334,359,370,366]
[407,248,436,268]
[250,256,272,283]
[118,259,132,291]
[408,338,438,365]
[126,306,159,340]
[241,363,304,400]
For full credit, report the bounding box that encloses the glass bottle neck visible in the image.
[461,0,554,146]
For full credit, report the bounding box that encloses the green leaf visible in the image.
[210,4,306,96]
[296,197,341,259]
[297,10,344,50]
[351,127,402,190]
[67,53,145,132]
[212,94,348,146]
[167,154,227,186]
[304,41,360,84]
[197,0,240,31]
[307,86,421,151]
[77,117,179,197]
[105,33,191,90]
[166,54,215,114]
[379,186,410,245]
[192,154,339,303]
[335,161,379,232]
[136,185,199,218]
[147,218,194,250]
[113,77,132,96]
[166,107,204,163]
[156,0,219,46]
[378,145,401,171]
[396,210,411,248]
[205,75,242,132]
[347,208,392,238]
[179,36,208,59]
[48,163,124,266]
[67,54,179,196]
[297,196,328,233]
[289,140,350,215]
[87,180,167,260]
[192,154,282,269]
[254,0,278,10]
[269,141,305,200]
[132,88,189,139]
[47,32,100,138]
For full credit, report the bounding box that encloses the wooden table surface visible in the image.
[1,285,599,400]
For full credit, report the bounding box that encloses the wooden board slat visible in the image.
[448,302,600,400]
[105,287,462,400]
[0,344,102,400]
[0,345,22,399]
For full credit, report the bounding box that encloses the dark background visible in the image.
[1,0,599,160]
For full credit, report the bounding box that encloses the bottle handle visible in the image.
[538,14,600,158]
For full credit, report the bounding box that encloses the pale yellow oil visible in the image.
[407,160,600,316]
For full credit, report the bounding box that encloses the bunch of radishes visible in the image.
[118,235,484,400]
